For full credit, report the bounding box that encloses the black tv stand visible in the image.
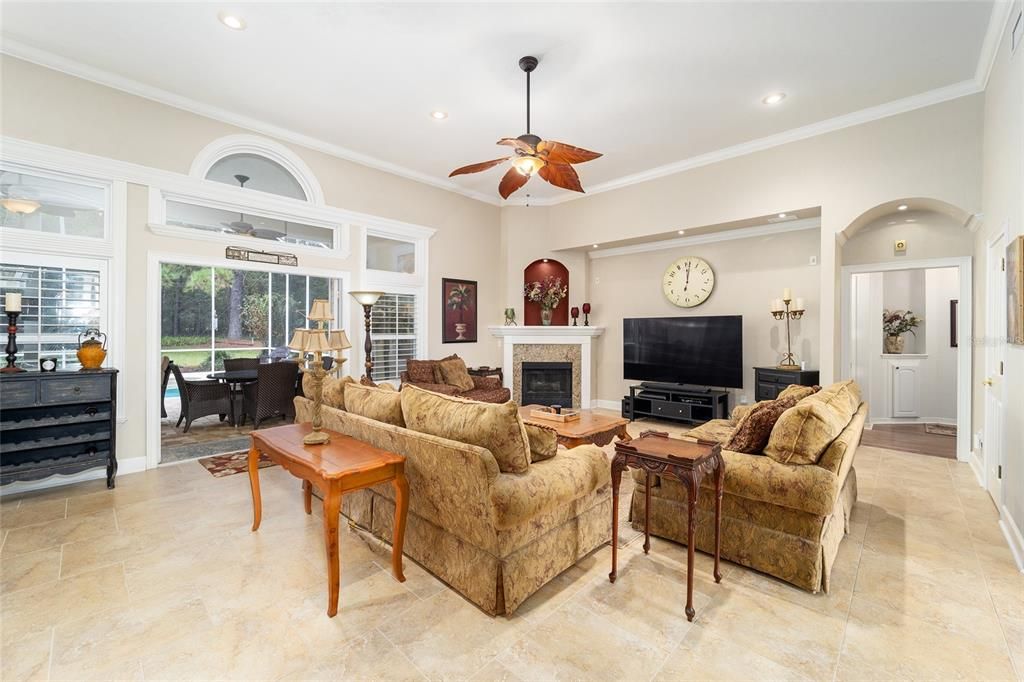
[622,383,729,425]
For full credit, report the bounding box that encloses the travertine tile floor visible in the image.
[1,419,1022,681]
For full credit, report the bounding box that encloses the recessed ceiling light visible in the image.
[218,11,246,30]
[592,244,599,249]
[777,213,787,218]
[897,204,908,211]
[430,111,448,120]
[677,230,686,235]
[762,92,786,105]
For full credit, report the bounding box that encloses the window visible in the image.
[164,199,335,250]
[370,293,418,382]
[366,235,416,273]
[0,259,105,370]
[160,262,340,373]
[205,153,307,200]
[0,166,106,238]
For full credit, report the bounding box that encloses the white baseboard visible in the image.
[869,417,957,426]
[969,449,986,487]
[592,399,621,411]
[0,457,147,496]
[999,506,1024,572]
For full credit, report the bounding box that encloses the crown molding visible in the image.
[0,38,502,207]
[587,217,821,259]
[975,1,1015,89]
[517,80,982,207]
[1,35,992,211]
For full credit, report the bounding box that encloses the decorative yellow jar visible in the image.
[77,328,107,369]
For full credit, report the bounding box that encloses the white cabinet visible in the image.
[891,362,920,418]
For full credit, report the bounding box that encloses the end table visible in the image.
[609,430,725,621]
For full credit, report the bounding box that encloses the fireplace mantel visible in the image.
[488,325,604,408]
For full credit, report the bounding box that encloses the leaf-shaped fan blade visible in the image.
[539,163,584,193]
[449,158,510,177]
[498,167,530,199]
[537,141,602,165]
[497,138,536,154]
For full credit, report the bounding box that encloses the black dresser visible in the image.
[754,367,819,402]
[1,369,118,488]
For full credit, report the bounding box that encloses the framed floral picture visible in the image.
[442,278,477,343]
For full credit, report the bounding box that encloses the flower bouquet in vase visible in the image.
[882,309,921,354]
[523,276,568,326]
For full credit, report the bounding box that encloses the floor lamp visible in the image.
[349,291,385,380]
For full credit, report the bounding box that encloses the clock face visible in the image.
[663,257,715,308]
[40,358,57,372]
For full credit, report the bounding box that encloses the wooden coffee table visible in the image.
[248,423,408,617]
[519,405,632,449]
[609,430,724,622]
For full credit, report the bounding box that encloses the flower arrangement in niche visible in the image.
[882,309,922,354]
[523,276,568,325]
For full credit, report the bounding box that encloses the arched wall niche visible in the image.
[523,258,570,326]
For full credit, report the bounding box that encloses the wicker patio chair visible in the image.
[241,361,299,429]
[223,357,261,372]
[168,362,234,433]
[160,356,171,419]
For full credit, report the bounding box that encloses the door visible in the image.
[985,233,1007,504]
[891,363,919,418]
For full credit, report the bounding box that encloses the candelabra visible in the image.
[288,299,351,445]
[770,291,805,370]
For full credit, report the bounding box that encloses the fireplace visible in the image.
[521,362,573,407]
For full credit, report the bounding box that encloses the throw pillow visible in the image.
[344,382,405,427]
[400,384,531,474]
[438,356,475,392]
[406,359,437,384]
[776,384,820,402]
[524,423,558,462]
[302,373,354,410]
[434,354,459,383]
[764,380,861,465]
[724,394,800,454]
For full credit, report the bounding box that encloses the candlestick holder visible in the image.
[582,303,591,326]
[570,306,580,326]
[2,312,25,373]
[770,298,805,369]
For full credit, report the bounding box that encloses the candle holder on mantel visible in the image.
[770,291,805,370]
[582,303,591,326]
[570,306,580,326]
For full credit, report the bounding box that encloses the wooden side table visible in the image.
[248,423,408,617]
[609,430,725,622]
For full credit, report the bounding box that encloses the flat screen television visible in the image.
[623,315,743,388]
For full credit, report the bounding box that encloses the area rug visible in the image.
[924,423,957,437]
[198,450,277,477]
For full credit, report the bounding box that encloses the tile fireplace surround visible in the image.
[488,326,604,408]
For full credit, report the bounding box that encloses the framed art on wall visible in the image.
[442,278,477,343]
[1008,236,1024,345]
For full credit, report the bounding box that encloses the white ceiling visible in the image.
[0,2,999,205]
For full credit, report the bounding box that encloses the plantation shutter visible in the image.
[0,262,103,369]
[370,293,418,382]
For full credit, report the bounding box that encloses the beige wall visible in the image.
[974,13,1023,542]
[842,210,975,265]
[1,56,504,472]
[588,228,821,405]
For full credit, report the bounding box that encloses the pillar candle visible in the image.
[4,292,21,313]
[783,288,792,301]
[770,299,783,312]
[794,298,805,311]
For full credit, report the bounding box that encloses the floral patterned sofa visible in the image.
[631,380,865,593]
[399,355,511,403]
[294,382,610,615]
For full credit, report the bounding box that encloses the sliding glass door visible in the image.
[160,262,339,375]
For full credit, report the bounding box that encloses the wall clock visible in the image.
[662,256,715,308]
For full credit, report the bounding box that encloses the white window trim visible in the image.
[189,134,325,206]
[0,154,127,422]
[146,248,351,469]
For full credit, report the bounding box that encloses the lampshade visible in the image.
[328,330,352,351]
[512,155,544,177]
[302,330,332,353]
[287,328,310,351]
[307,298,332,322]
[349,291,385,306]
[1,198,41,214]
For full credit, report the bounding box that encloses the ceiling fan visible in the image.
[449,56,602,199]
[221,174,255,234]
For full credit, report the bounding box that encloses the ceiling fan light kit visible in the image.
[449,55,602,199]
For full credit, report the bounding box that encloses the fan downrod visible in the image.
[518,56,538,73]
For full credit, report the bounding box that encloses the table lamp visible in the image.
[289,298,351,445]
[348,291,385,380]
